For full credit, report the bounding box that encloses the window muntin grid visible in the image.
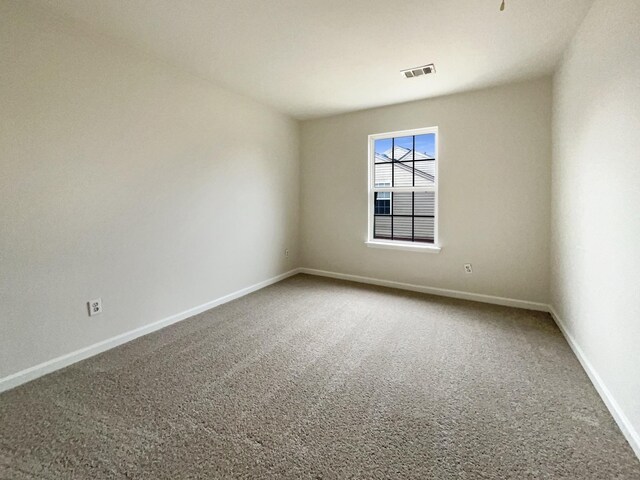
[370,130,437,244]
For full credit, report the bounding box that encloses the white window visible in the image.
[367,127,440,252]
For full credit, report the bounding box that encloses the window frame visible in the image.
[366,126,441,253]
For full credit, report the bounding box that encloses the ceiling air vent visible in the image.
[401,64,436,79]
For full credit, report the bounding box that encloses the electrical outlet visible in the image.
[464,263,473,274]
[285,249,289,258]
[88,298,102,316]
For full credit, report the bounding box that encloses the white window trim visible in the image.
[365,240,441,253]
[366,126,441,253]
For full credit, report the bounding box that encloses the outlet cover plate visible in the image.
[88,298,102,316]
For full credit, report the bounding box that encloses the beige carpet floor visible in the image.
[1,274,639,479]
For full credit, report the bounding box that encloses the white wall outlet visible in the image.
[285,249,289,258]
[88,298,102,316]
[464,263,473,274]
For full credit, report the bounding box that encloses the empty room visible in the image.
[1,0,639,478]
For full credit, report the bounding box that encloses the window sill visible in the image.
[365,240,441,253]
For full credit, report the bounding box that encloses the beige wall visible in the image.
[300,78,552,304]
[0,2,299,379]
[551,0,640,447]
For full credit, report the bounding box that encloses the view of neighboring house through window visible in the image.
[374,189,391,214]
[369,127,438,245]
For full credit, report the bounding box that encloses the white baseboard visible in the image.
[548,305,640,460]
[299,267,549,311]
[0,268,301,394]
[2,265,637,462]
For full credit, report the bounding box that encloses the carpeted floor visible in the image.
[1,274,639,479]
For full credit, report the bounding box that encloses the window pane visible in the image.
[374,216,391,239]
[374,138,392,162]
[393,162,413,187]
[374,163,392,185]
[414,134,436,158]
[414,191,435,216]
[414,160,435,186]
[392,192,412,215]
[374,192,391,215]
[393,136,413,161]
[414,217,435,243]
[393,217,412,240]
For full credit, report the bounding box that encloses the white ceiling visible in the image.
[37,0,594,119]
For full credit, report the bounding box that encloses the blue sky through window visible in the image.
[375,133,435,157]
